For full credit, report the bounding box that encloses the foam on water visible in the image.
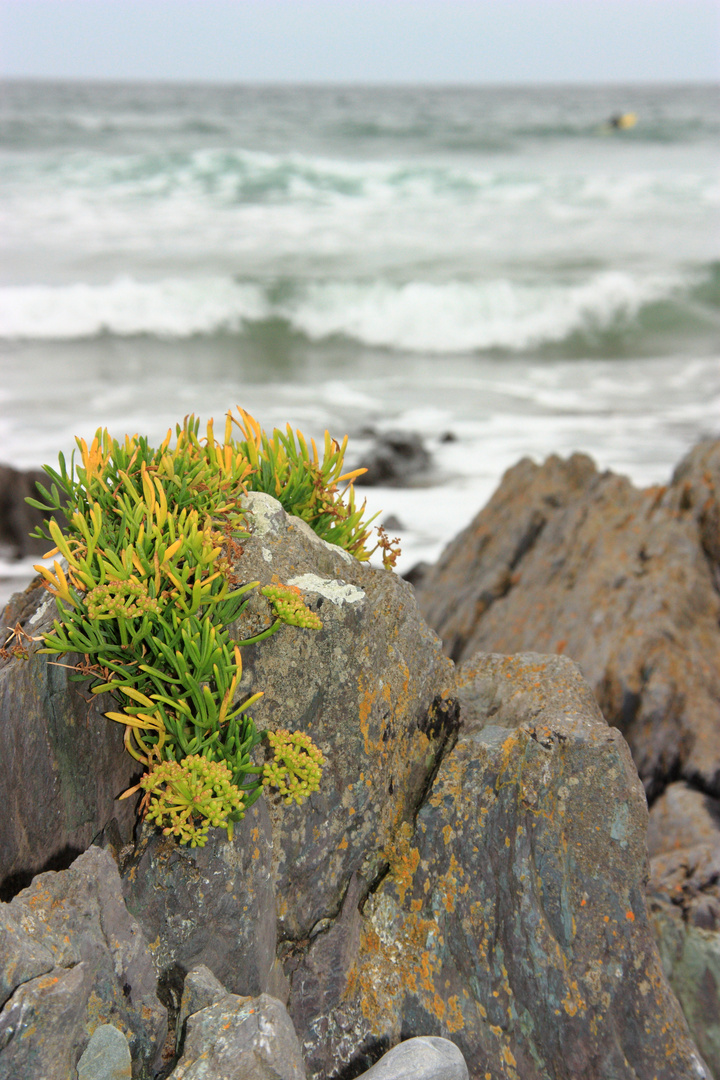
[0,268,699,353]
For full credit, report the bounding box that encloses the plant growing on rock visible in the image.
[25,407,395,843]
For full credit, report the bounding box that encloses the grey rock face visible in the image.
[76,1024,132,1080]
[355,1037,468,1080]
[0,846,166,1079]
[0,906,54,1010]
[0,584,140,900]
[120,801,276,1003]
[412,441,720,801]
[168,992,306,1080]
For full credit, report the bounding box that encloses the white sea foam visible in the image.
[0,276,268,340]
[0,270,687,352]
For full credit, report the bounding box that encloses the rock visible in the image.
[76,1024,132,1080]
[231,492,456,944]
[649,905,720,1080]
[175,965,229,1055]
[1,481,711,1079]
[650,841,720,934]
[0,846,166,1078]
[412,441,720,800]
[647,782,720,858]
[354,431,432,486]
[119,801,277,1005]
[0,464,49,560]
[0,586,140,900]
[0,964,94,1080]
[289,652,710,1080]
[381,514,404,532]
[354,1037,468,1080]
[0,906,54,1010]
[168,992,306,1080]
[644,787,720,1077]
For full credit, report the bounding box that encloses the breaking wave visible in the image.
[1,266,716,356]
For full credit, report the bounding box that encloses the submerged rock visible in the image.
[354,431,432,487]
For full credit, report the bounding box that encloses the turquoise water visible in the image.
[0,81,718,580]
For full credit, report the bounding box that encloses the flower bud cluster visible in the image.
[261,583,323,630]
[263,729,324,805]
[140,754,245,847]
[86,579,161,621]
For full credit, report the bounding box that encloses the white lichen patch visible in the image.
[287,574,365,608]
[240,491,286,536]
[28,591,55,628]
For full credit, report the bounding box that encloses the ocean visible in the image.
[0,80,718,598]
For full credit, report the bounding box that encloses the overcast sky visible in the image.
[1,0,718,84]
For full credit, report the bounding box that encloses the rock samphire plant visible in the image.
[28,407,397,846]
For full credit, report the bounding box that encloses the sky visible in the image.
[0,0,718,84]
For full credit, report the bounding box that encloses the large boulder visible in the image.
[169,990,306,1080]
[284,653,709,1080]
[411,440,720,802]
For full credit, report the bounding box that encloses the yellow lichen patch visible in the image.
[383,821,420,906]
[357,678,378,757]
[446,994,465,1033]
[561,980,586,1017]
[339,836,349,850]
[502,1045,517,1067]
[429,748,466,809]
[431,993,446,1021]
[436,853,463,914]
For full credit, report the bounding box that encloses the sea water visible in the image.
[0,81,718,595]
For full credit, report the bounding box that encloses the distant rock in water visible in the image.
[0,464,49,560]
[354,431,432,486]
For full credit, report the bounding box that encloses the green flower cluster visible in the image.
[263,729,325,805]
[261,583,323,630]
[140,755,246,847]
[85,579,162,621]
